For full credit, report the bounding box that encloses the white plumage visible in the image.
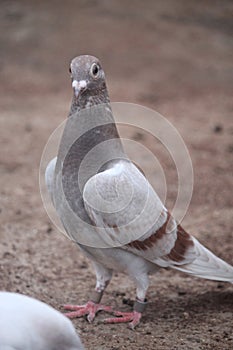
[0,292,84,350]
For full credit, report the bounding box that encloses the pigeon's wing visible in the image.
[84,160,233,281]
[83,160,185,260]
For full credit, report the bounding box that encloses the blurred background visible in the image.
[0,1,232,349]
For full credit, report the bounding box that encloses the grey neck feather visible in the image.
[69,87,111,115]
[55,85,126,222]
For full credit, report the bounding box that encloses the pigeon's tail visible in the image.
[172,237,233,283]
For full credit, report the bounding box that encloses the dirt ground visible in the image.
[0,0,233,349]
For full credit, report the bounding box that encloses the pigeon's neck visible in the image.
[58,88,126,221]
[60,87,126,186]
[65,86,125,166]
[69,88,111,115]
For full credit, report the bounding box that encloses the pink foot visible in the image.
[104,310,142,329]
[64,300,112,322]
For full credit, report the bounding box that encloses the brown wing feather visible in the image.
[127,211,170,251]
[166,224,194,263]
[125,211,195,265]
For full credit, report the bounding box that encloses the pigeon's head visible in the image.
[70,55,107,101]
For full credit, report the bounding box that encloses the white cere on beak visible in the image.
[72,80,78,89]
[79,80,87,89]
[72,80,87,97]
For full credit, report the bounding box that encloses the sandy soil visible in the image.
[0,1,232,349]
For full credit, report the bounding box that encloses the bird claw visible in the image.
[64,302,142,328]
[63,300,112,322]
[103,310,142,329]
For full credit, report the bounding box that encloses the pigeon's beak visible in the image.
[72,80,87,98]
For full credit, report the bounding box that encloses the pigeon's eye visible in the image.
[90,63,100,78]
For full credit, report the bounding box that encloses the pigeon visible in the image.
[45,55,233,329]
[0,292,84,350]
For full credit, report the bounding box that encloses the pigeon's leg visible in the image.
[64,262,113,322]
[104,272,149,329]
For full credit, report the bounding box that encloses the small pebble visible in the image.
[46,225,53,233]
[213,124,223,133]
[122,298,133,306]
[227,144,233,153]
[132,132,145,141]
[178,290,187,296]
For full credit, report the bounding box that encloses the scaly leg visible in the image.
[64,262,113,322]
[103,271,149,329]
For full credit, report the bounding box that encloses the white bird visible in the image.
[45,55,233,329]
[0,292,84,349]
